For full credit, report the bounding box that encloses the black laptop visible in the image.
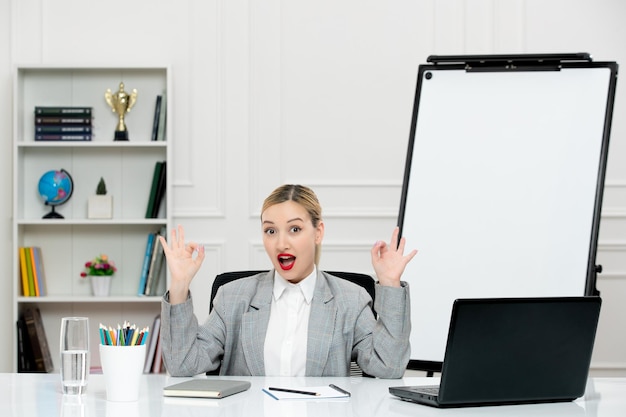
[389,296,601,408]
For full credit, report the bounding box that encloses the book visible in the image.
[144,227,166,296]
[32,246,47,297]
[28,247,40,297]
[163,379,252,399]
[145,246,165,296]
[143,315,161,373]
[35,134,92,141]
[137,233,156,295]
[151,331,163,373]
[145,161,164,218]
[23,247,37,296]
[35,125,92,134]
[151,161,167,218]
[23,307,54,373]
[18,247,30,296]
[16,318,35,372]
[35,106,92,116]
[151,95,162,141]
[156,91,167,141]
[35,117,92,125]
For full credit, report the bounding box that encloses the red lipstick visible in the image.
[278,253,295,271]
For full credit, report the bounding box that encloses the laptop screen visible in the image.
[438,297,601,406]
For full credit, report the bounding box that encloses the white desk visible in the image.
[1,373,625,417]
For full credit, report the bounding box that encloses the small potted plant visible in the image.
[88,177,113,219]
[81,254,117,296]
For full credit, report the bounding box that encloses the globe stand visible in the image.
[38,168,73,220]
[43,205,64,219]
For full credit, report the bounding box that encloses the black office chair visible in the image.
[207,270,376,376]
[209,270,376,315]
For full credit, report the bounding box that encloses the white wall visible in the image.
[2,0,625,375]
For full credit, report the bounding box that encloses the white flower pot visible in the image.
[88,195,113,219]
[90,275,112,297]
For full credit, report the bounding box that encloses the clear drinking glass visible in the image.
[60,317,90,395]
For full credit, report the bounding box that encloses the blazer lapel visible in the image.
[306,272,337,376]
[241,271,273,375]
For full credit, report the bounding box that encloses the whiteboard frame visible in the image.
[397,54,618,373]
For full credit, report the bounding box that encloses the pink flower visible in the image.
[81,254,117,278]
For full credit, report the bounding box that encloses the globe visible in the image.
[38,169,74,219]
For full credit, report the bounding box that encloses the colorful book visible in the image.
[35,125,92,134]
[23,307,54,373]
[32,247,47,297]
[145,161,164,218]
[18,247,30,296]
[23,247,37,296]
[35,117,92,125]
[28,247,40,297]
[34,106,92,116]
[35,134,92,141]
[144,227,166,296]
[151,95,162,141]
[137,233,156,295]
[146,242,166,296]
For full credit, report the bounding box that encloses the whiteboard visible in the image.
[397,55,618,371]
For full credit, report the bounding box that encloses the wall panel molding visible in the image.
[250,181,402,219]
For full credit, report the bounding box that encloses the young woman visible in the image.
[159,184,417,378]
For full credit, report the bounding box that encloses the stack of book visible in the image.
[18,246,47,297]
[145,160,167,218]
[16,307,54,373]
[137,227,167,297]
[34,106,93,141]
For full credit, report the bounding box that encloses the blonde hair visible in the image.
[262,184,323,265]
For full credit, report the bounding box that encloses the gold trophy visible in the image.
[105,82,138,141]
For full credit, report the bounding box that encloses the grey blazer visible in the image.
[160,270,411,378]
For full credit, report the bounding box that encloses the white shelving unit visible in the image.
[12,65,172,372]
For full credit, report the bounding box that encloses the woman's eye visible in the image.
[290,226,301,233]
[264,228,275,235]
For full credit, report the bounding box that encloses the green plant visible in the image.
[80,254,117,277]
[96,177,107,195]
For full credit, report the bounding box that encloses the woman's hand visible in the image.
[371,227,417,287]
[159,225,206,304]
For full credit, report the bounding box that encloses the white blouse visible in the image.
[263,267,317,376]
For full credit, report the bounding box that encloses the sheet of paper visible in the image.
[262,385,350,400]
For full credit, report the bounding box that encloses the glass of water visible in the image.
[60,317,90,395]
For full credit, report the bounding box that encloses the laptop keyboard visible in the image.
[412,385,439,395]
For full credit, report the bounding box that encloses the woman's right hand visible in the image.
[159,224,205,304]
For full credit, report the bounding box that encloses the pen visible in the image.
[329,384,351,397]
[268,387,320,396]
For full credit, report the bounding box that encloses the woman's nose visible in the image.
[277,233,289,250]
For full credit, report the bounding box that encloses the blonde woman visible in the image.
[160,184,417,378]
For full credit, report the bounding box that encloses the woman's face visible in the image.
[261,200,324,283]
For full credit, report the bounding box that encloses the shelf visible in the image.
[17,296,162,303]
[17,141,167,148]
[12,64,172,373]
[17,219,168,226]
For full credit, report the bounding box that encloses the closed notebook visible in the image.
[163,379,251,399]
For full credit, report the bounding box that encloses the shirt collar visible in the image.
[273,266,317,304]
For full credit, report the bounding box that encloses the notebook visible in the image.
[163,378,251,399]
[389,296,601,408]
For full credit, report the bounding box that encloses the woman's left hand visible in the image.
[371,227,417,287]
